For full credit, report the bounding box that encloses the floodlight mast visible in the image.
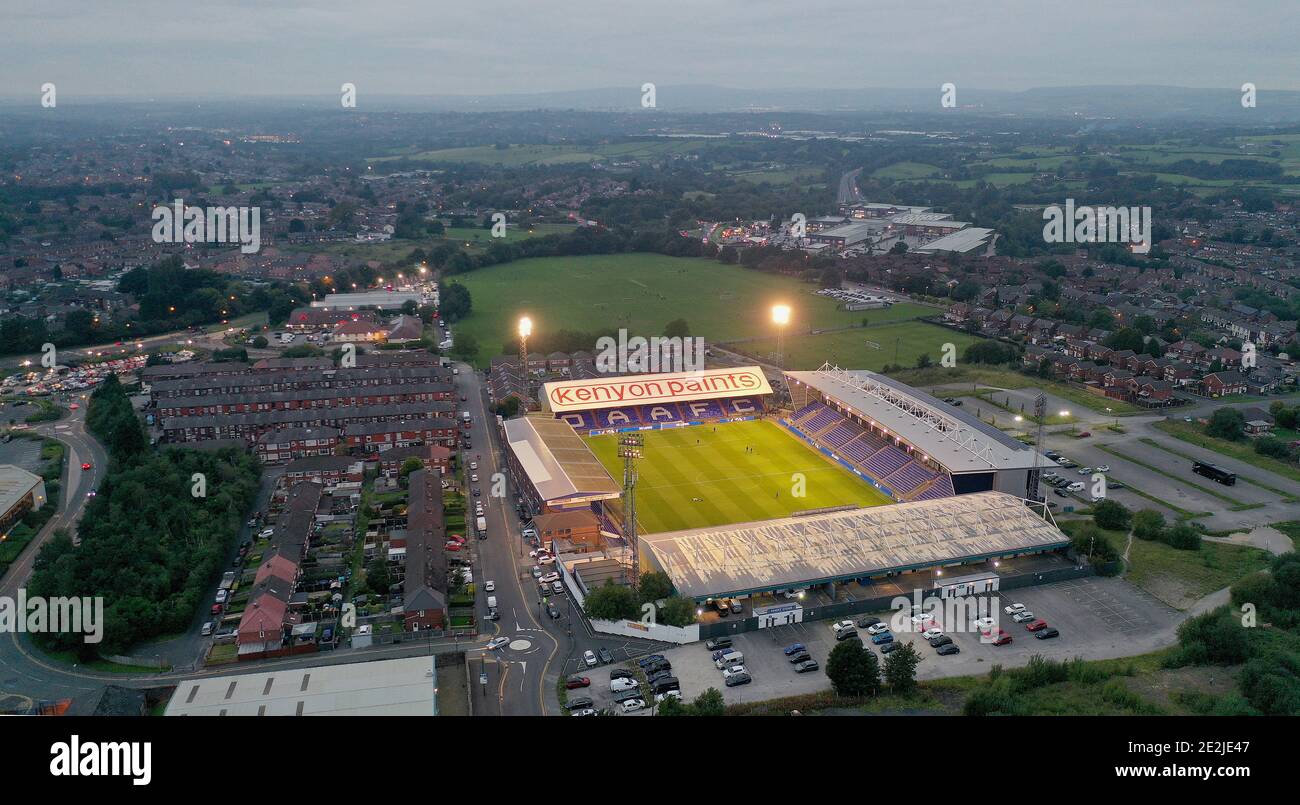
[617,434,644,588]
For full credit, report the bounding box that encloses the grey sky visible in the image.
[2,0,1297,98]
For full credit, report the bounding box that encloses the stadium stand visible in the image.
[553,396,765,434]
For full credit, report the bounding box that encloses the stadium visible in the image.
[501,363,1074,631]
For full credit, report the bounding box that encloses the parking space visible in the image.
[653,576,1186,705]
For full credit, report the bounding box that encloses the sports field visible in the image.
[449,252,940,368]
[742,321,985,371]
[586,419,892,533]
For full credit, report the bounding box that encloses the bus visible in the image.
[1192,461,1236,486]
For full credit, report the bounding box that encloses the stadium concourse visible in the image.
[499,364,1077,629]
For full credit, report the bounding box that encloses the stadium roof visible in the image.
[164,656,438,716]
[503,415,620,503]
[642,491,1069,600]
[784,366,1050,472]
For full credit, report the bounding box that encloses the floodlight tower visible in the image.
[518,315,532,400]
[771,304,791,370]
[1030,392,1047,501]
[618,434,644,588]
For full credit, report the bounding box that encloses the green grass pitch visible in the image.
[586,419,892,533]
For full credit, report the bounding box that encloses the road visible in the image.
[837,167,864,205]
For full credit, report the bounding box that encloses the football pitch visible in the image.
[587,419,892,533]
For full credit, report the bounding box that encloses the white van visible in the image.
[486,595,497,609]
[611,676,639,692]
[1067,481,1085,492]
[713,650,744,669]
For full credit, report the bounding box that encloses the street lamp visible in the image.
[771,304,791,370]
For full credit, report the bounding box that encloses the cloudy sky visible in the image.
[2,0,1297,98]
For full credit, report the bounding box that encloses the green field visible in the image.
[587,419,891,533]
[448,253,939,366]
[740,321,985,372]
[372,139,715,166]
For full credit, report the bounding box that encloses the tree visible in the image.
[819,266,841,289]
[1165,523,1203,550]
[366,559,391,594]
[451,332,480,361]
[1132,509,1166,541]
[883,641,922,695]
[825,638,880,697]
[583,580,638,621]
[1092,499,1132,531]
[658,596,697,627]
[637,571,674,603]
[889,241,908,254]
[1205,408,1246,441]
[251,335,268,348]
[399,457,425,479]
[440,282,473,322]
[691,687,726,716]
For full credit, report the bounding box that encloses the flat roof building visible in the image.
[0,464,46,534]
[311,291,424,310]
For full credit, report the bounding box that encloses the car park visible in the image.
[793,659,819,673]
[486,637,509,651]
[583,650,598,667]
[706,637,733,651]
[565,675,590,689]
[935,643,961,656]
[1035,627,1061,640]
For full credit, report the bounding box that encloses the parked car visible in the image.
[214,589,228,604]
[583,650,597,667]
[597,647,613,664]
[1096,465,1110,472]
[566,696,594,710]
[531,566,542,578]
[655,690,683,704]
[788,651,811,664]
[565,676,591,690]
[547,603,561,619]
[793,659,820,673]
[570,708,598,717]
[867,623,891,636]
[879,641,902,655]
[1012,611,1037,623]
[637,655,667,668]
[972,616,996,631]
[724,673,752,687]
[989,629,1013,646]
[706,637,733,651]
[200,621,215,636]
[1004,603,1026,614]
[871,631,895,645]
[921,627,944,641]
[855,616,882,628]
[484,580,495,592]
[1034,627,1061,640]
[611,677,639,693]
[782,642,806,655]
[620,698,647,713]
[935,643,961,656]
[609,668,635,680]
[539,572,560,584]
[1025,619,1049,632]
[929,635,953,648]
